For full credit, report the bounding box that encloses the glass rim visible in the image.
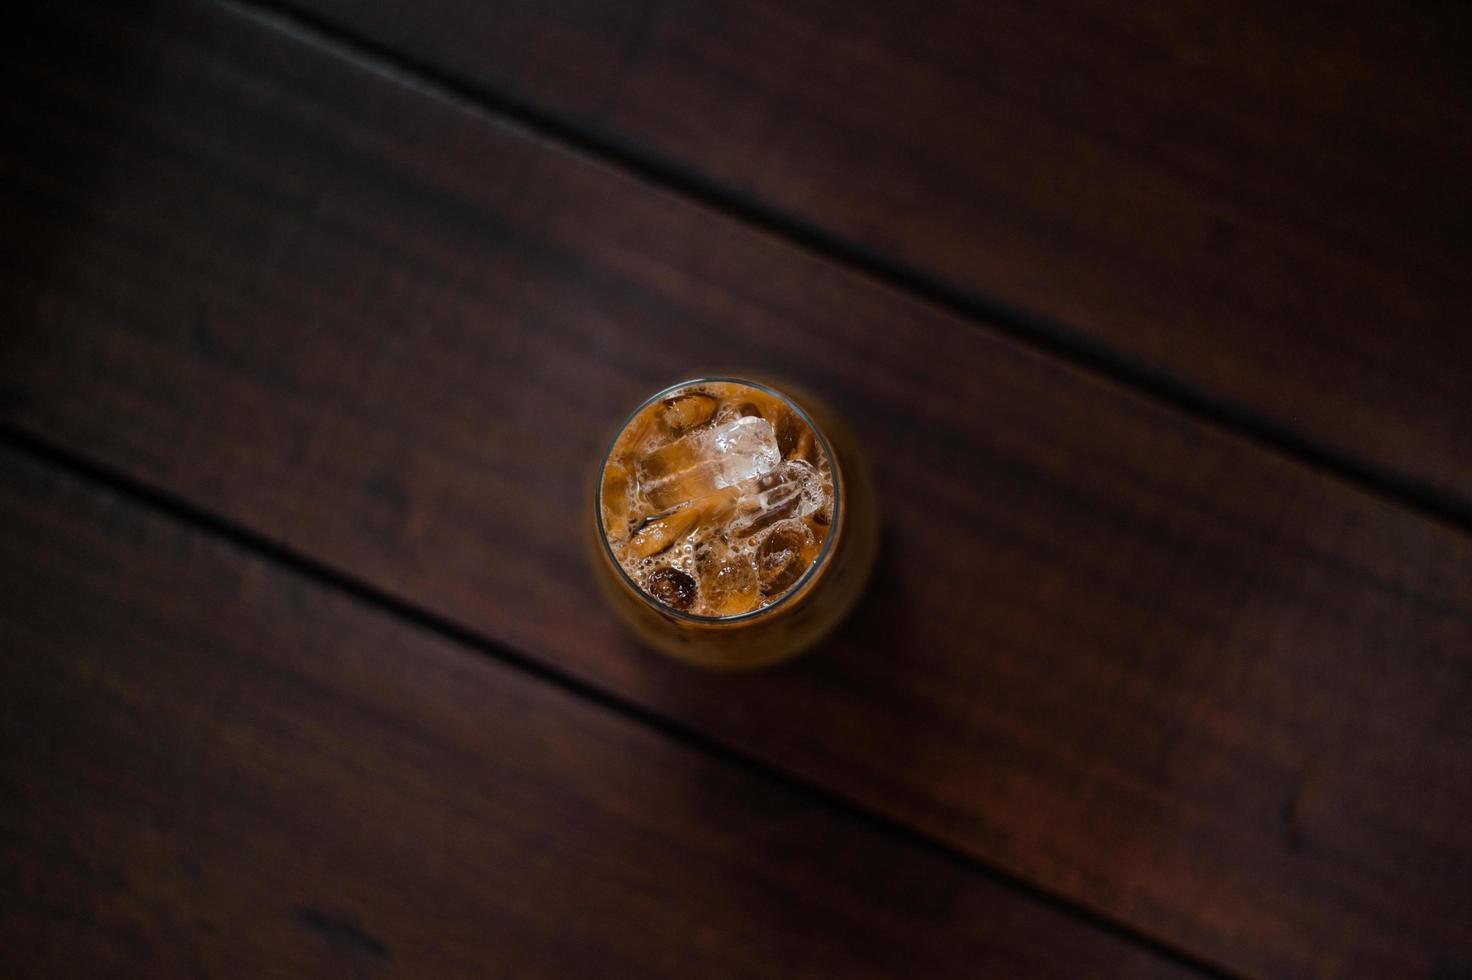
[595,376,844,625]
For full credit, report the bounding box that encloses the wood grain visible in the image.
[0,446,1201,979]
[3,2,1472,977]
[286,0,1472,513]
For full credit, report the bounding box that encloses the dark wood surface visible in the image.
[0,446,1203,979]
[3,2,1471,979]
[287,0,1472,516]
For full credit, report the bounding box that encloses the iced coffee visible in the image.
[593,378,877,667]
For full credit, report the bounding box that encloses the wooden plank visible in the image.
[284,0,1472,514]
[0,446,1199,979]
[3,2,1472,976]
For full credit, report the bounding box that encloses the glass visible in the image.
[591,377,878,668]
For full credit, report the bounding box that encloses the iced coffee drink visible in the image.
[593,378,877,668]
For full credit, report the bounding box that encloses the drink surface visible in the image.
[599,381,836,618]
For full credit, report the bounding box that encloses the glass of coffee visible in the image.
[592,378,877,668]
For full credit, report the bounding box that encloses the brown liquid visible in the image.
[600,381,835,618]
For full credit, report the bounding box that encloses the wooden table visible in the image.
[3,2,1470,977]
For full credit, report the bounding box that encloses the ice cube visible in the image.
[660,391,718,433]
[774,406,810,460]
[637,416,780,511]
[625,486,743,559]
[757,520,816,595]
[729,460,828,538]
[695,541,759,616]
[626,503,704,560]
[729,465,800,538]
[647,566,697,611]
[600,457,635,538]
